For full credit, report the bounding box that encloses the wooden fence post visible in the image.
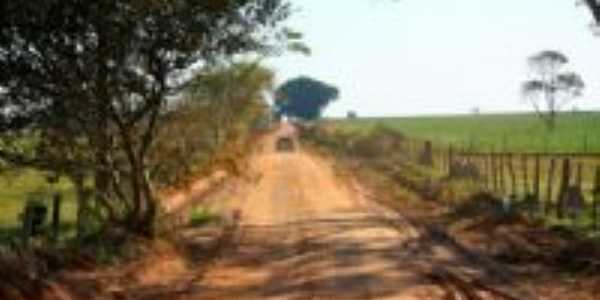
[448,145,454,175]
[492,152,498,192]
[545,158,556,217]
[420,140,433,166]
[486,153,491,191]
[534,154,540,198]
[481,157,488,189]
[482,155,489,190]
[444,145,450,174]
[438,145,442,170]
[487,155,493,190]
[593,166,600,231]
[575,162,583,189]
[499,153,506,194]
[521,154,529,196]
[507,154,516,197]
[534,154,541,211]
[557,158,571,219]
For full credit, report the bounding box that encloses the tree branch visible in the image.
[585,0,600,24]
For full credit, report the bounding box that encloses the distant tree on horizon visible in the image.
[347,110,358,119]
[275,76,339,120]
[521,50,585,130]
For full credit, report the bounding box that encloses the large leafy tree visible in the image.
[186,61,275,148]
[275,76,339,120]
[0,0,292,236]
[521,50,585,130]
[151,61,274,189]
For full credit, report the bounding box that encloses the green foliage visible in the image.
[283,28,312,56]
[150,61,275,188]
[522,50,585,130]
[275,76,339,120]
[0,0,292,236]
[186,61,275,137]
[333,112,600,153]
[188,207,218,227]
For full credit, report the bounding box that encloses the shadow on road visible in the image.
[166,215,529,300]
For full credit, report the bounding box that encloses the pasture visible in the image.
[317,113,600,230]
[333,112,600,153]
[0,170,78,242]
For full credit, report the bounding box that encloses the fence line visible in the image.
[402,136,600,228]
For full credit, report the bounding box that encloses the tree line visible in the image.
[0,1,296,238]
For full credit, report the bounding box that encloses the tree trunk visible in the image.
[93,142,119,225]
[124,170,157,238]
[121,143,158,237]
[140,171,157,237]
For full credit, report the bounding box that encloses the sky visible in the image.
[266,0,600,117]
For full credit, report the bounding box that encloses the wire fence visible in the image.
[402,137,600,229]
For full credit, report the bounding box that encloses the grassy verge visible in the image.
[304,123,600,236]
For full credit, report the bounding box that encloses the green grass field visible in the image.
[316,115,600,233]
[334,112,600,153]
[0,169,78,242]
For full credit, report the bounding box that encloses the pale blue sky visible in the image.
[267,0,600,117]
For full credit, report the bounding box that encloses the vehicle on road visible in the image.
[276,136,295,152]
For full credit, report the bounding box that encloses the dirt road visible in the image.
[179,130,449,300]
[48,127,526,300]
[8,126,589,300]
